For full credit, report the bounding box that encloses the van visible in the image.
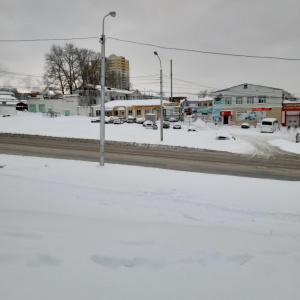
[260,118,278,133]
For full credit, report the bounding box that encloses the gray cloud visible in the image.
[0,0,299,96]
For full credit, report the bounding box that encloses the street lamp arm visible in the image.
[102,11,116,36]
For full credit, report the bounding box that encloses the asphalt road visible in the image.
[0,133,300,181]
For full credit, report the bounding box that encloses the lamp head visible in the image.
[110,11,116,17]
[154,51,158,56]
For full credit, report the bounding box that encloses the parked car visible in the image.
[163,121,170,129]
[109,116,119,123]
[173,122,181,129]
[187,125,196,132]
[136,117,146,124]
[91,116,111,123]
[127,116,136,123]
[91,118,100,123]
[168,117,178,122]
[143,120,154,127]
[241,123,250,129]
[113,118,123,124]
[216,130,230,140]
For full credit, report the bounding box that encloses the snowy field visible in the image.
[0,112,300,299]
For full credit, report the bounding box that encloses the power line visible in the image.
[1,35,300,61]
[0,37,98,42]
[0,70,43,77]
[108,37,300,61]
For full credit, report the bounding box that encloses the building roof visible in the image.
[212,83,285,93]
[93,99,170,109]
[185,97,213,102]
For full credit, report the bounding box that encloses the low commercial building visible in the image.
[91,99,170,119]
[211,83,292,125]
[27,95,81,116]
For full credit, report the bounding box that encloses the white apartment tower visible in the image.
[106,54,130,90]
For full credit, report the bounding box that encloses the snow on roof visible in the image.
[283,100,300,104]
[0,94,18,101]
[93,99,170,109]
[186,97,213,102]
[0,91,15,96]
[92,85,133,94]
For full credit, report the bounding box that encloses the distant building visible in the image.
[211,83,293,125]
[106,54,130,90]
[92,99,170,119]
[0,91,18,116]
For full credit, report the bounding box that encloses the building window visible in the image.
[224,97,232,105]
[145,109,150,114]
[247,97,254,104]
[244,84,248,89]
[204,102,207,106]
[128,110,132,115]
[258,96,266,104]
[137,110,141,116]
[236,97,243,105]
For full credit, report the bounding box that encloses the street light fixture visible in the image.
[99,11,116,166]
[154,51,163,142]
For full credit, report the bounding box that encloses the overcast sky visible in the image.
[1,0,300,97]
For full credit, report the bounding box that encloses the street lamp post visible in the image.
[99,11,116,166]
[154,51,163,142]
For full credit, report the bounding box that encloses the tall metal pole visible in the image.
[170,60,173,103]
[160,66,163,141]
[99,11,116,166]
[154,51,163,142]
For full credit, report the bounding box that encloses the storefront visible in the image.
[220,110,232,125]
[282,101,300,127]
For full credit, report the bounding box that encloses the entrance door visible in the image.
[223,116,229,124]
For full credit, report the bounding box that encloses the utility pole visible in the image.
[170,60,173,102]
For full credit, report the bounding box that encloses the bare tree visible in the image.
[44,44,101,94]
[197,89,209,98]
[75,48,100,86]
[44,45,66,94]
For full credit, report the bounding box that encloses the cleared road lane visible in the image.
[0,133,300,181]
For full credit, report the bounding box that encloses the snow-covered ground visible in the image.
[0,111,300,155]
[0,112,300,299]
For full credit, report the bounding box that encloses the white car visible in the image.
[113,118,123,124]
[136,117,146,124]
[169,117,178,122]
[143,120,154,127]
[241,123,250,129]
[173,123,181,129]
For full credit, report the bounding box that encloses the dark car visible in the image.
[163,121,170,129]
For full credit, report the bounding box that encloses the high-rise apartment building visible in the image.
[106,54,130,90]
